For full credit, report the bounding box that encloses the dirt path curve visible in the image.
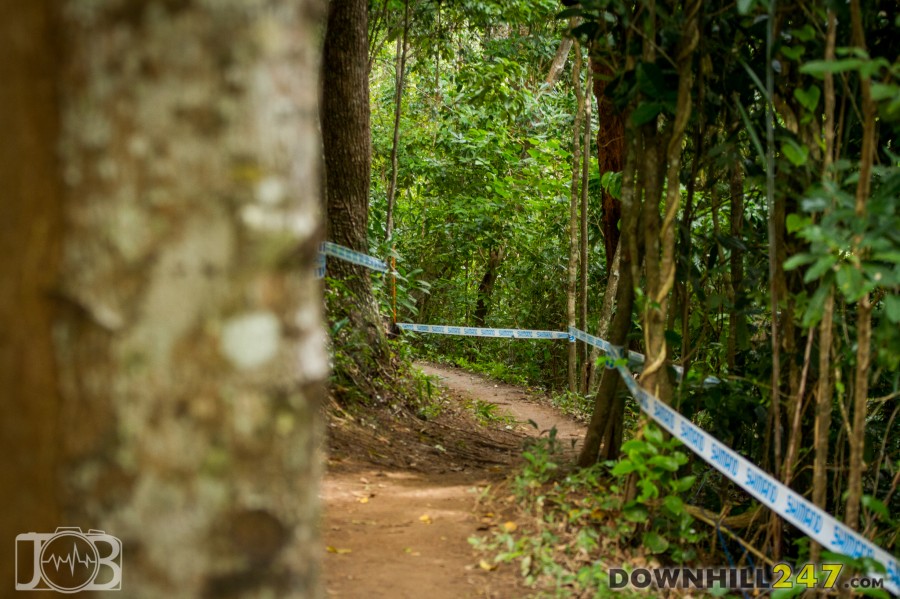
[416,363,584,454]
[322,362,585,598]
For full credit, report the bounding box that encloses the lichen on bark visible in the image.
[52,1,327,596]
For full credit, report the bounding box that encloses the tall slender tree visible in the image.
[0,0,327,596]
[323,0,390,358]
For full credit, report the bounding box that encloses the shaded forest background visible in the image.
[340,0,900,578]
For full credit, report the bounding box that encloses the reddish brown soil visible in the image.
[322,362,585,598]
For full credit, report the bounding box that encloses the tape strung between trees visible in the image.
[325,243,900,593]
[316,241,388,278]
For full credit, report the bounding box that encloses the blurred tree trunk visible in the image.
[0,0,63,587]
[0,1,327,597]
[323,0,387,354]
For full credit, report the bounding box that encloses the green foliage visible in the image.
[362,0,900,589]
[610,423,700,562]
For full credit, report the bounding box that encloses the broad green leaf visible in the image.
[793,85,821,112]
[800,58,866,78]
[861,495,891,521]
[871,82,900,102]
[792,24,816,42]
[663,494,684,515]
[621,439,648,453]
[782,140,809,166]
[802,285,830,328]
[885,294,900,324]
[647,455,680,472]
[804,255,837,283]
[737,0,756,15]
[786,213,811,233]
[642,531,670,554]
[836,265,865,301]
[781,46,805,61]
[623,505,649,523]
[611,460,637,476]
[783,253,816,271]
[631,102,662,126]
[671,475,696,493]
[644,426,664,445]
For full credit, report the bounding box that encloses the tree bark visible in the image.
[844,0,877,532]
[810,8,836,564]
[2,1,328,596]
[0,0,63,585]
[323,0,385,351]
[567,38,585,394]
[586,243,621,393]
[591,59,624,275]
[474,248,504,327]
[639,0,699,402]
[579,64,592,393]
[578,263,634,466]
[545,37,574,87]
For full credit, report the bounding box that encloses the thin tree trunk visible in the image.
[640,0,699,402]
[591,58,624,279]
[844,0,877,531]
[474,248,503,327]
[579,64,592,393]
[727,162,745,372]
[764,0,784,559]
[545,37,574,86]
[782,328,815,486]
[1,1,329,595]
[578,261,635,466]
[810,9,836,564]
[567,39,585,394]
[385,0,410,243]
[587,244,621,392]
[579,110,638,466]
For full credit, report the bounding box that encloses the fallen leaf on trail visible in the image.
[358,496,369,504]
[419,514,432,524]
[479,559,497,571]
[326,546,352,554]
[403,547,421,556]
[483,512,494,518]
[359,477,370,484]
[502,521,518,532]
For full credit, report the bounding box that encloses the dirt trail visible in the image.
[416,364,584,453]
[322,362,585,598]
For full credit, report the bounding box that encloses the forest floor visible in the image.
[322,362,585,598]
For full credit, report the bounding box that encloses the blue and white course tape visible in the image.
[314,242,388,279]
[397,323,570,340]
[569,326,899,595]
